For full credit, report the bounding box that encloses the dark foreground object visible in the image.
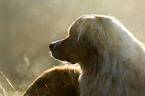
[22,65,80,96]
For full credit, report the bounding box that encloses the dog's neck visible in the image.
[78,55,145,96]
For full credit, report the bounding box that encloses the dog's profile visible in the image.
[49,14,145,96]
[22,65,80,96]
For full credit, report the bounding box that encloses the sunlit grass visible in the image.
[0,82,22,96]
[0,83,7,96]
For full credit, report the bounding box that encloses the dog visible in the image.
[22,65,80,96]
[49,14,145,96]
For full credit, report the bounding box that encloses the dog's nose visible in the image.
[49,43,54,51]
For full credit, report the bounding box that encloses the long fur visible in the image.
[50,14,145,96]
[73,15,145,96]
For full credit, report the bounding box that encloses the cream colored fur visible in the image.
[71,15,145,96]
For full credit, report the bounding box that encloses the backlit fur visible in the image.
[22,65,80,96]
[49,14,145,96]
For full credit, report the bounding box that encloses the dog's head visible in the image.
[49,14,137,71]
[49,30,93,65]
[49,15,110,61]
[49,15,114,67]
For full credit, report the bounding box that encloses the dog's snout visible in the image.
[49,43,55,51]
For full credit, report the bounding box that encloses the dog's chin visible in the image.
[53,55,77,64]
[66,59,77,64]
[50,52,77,64]
[57,58,77,64]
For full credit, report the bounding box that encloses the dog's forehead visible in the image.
[68,15,115,42]
[68,15,97,40]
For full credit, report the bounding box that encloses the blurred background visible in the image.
[0,0,145,95]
